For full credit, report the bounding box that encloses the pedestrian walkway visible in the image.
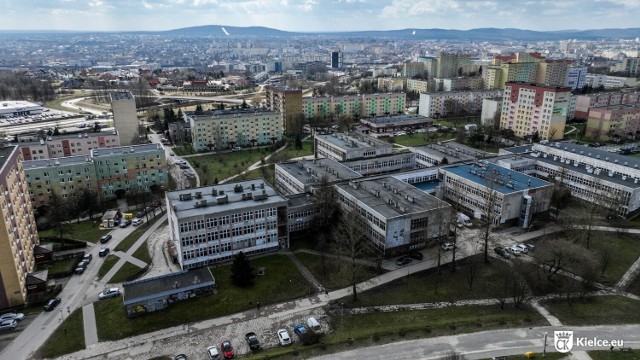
[286,252,325,293]
[112,251,147,268]
[82,303,98,346]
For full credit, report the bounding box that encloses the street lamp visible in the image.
[543,331,548,356]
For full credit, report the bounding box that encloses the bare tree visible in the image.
[333,208,370,302]
[536,239,595,282]
[479,187,500,263]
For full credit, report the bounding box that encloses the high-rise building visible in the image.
[586,105,640,140]
[564,65,588,91]
[110,92,138,146]
[331,51,342,69]
[302,93,406,120]
[435,52,472,78]
[402,62,426,78]
[265,85,303,132]
[500,82,571,140]
[0,145,39,308]
[418,90,502,118]
[536,60,571,86]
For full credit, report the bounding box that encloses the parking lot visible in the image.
[0,313,36,353]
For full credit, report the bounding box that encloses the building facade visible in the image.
[265,85,303,132]
[302,93,406,120]
[186,109,282,152]
[18,132,121,161]
[586,105,640,140]
[0,146,40,308]
[342,152,415,176]
[110,92,138,146]
[166,181,289,270]
[418,90,502,118]
[500,82,571,140]
[314,132,393,161]
[274,158,361,196]
[25,156,98,206]
[359,114,432,135]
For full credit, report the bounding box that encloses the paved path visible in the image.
[616,252,640,290]
[82,304,98,346]
[112,251,147,268]
[286,252,325,293]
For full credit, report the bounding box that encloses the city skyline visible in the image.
[2,0,640,33]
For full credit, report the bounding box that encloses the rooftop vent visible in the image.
[179,193,192,201]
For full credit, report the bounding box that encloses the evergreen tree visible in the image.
[230,251,255,287]
[295,133,303,150]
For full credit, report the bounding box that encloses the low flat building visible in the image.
[439,161,552,228]
[166,180,289,270]
[286,194,316,233]
[314,132,393,161]
[359,114,432,135]
[342,152,415,176]
[335,176,451,256]
[410,142,494,168]
[123,268,216,317]
[0,100,42,118]
[274,158,361,196]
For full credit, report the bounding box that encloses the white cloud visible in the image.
[381,0,460,17]
[142,1,154,9]
[299,0,318,12]
[192,0,219,6]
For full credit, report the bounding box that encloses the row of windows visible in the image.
[178,208,276,233]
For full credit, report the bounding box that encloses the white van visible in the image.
[307,316,321,332]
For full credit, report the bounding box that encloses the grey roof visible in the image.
[500,145,534,154]
[123,268,215,305]
[315,132,391,150]
[360,114,432,127]
[110,91,134,101]
[167,180,287,219]
[286,193,315,208]
[17,131,118,146]
[538,142,640,171]
[24,155,90,170]
[185,109,279,120]
[418,141,496,159]
[92,143,163,157]
[442,162,550,195]
[277,158,362,185]
[336,176,450,219]
[0,145,18,171]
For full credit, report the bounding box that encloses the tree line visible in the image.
[0,72,56,102]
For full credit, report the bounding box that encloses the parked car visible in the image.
[293,324,307,337]
[175,355,187,360]
[409,251,423,261]
[206,346,220,360]
[307,317,321,332]
[99,287,121,300]
[524,243,536,251]
[0,319,17,331]
[515,244,529,254]
[232,146,242,151]
[395,257,412,266]
[441,242,455,251]
[82,253,93,263]
[43,298,61,311]
[99,247,110,257]
[494,246,511,259]
[510,245,523,256]
[75,261,87,274]
[119,219,132,228]
[277,328,292,346]
[245,332,260,351]
[220,340,234,359]
[0,312,24,322]
[132,218,144,226]
[99,234,112,243]
[135,211,146,218]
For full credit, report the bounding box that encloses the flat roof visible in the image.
[315,132,391,150]
[336,176,450,219]
[92,143,163,157]
[123,268,215,305]
[0,100,41,109]
[18,131,119,146]
[186,108,279,120]
[413,141,495,160]
[277,158,362,185]
[360,114,432,127]
[342,152,414,167]
[110,92,134,101]
[167,180,287,218]
[0,146,18,172]
[24,155,90,170]
[442,162,550,194]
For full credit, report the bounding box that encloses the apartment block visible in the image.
[186,109,282,152]
[406,79,434,94]
[18,132,121,160]
[166,181,288,270]
[377,77,406,92]
[0,146,39,308]
[564,65,588,90]
[314,132,393,161]
[435,77,484,91]
[274,158,361,196]
[586,105,640,140]
[418,90,502,118]
[481,97,503,126]
[574,92,640,120]
[440,162,552,227]
[302,93,405,120]
[110,92,138,146]
[24,156,98,206]
[586,74,638,89]
[335,177,452,256]
[435,52,472,78]
[402,62,426,78]
[265,85,303,132]
[361,93,406,117]
[536,60,571,86]
[500,82,571,140]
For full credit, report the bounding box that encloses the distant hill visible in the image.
[162,25,640,41]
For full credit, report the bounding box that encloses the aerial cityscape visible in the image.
[1,1,640,360]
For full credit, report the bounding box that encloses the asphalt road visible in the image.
[309,325,640,360]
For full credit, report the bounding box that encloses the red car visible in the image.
[221,340,234,359]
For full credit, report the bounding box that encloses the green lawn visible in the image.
[108,261,145,284]
[114,215,165,252]
[627,271,640,297]
[94,254,311,341]
[39,219,109,243]
[342,257,513,307]
[295,252,384,290]
[242,164,275,186]
[532,231,640,285]
[189,149,267,186]
[97,255,119,280]
[245,305,547,360]
[273,140,314,161]
[588,350,639,360]
[543,296,640,325]
[132,240,151,264]
[36,308,85,358]
[391,132,455,147]
[37,254,83,278]
[43,91,86,113]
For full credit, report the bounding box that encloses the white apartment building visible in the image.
[480,97,503,126]
[499,142,640,218]
[166,181,289,270]
[500,82,571,140]
[186,109,282,152]
[314,132,393,161]
[564,65,588,90]
[418,90,502,118]
[110,92,138,146]
[440,161,552,228]
[335,177,452,256]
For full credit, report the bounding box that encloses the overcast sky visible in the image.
[1,0,640,32]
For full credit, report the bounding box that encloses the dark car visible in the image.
[175,355,187,360]
[245,332,260,351]
[99,234,112,243]
[99,247,110,257]
[44,298,61,311]
[135,211,146,218]
[119,219,132,228]
[75,261,87,274]
[494,246,511,259]
[409,252,423,261]
[395,257,412,266]
[82,253,93,263]
[221,340,234,359]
